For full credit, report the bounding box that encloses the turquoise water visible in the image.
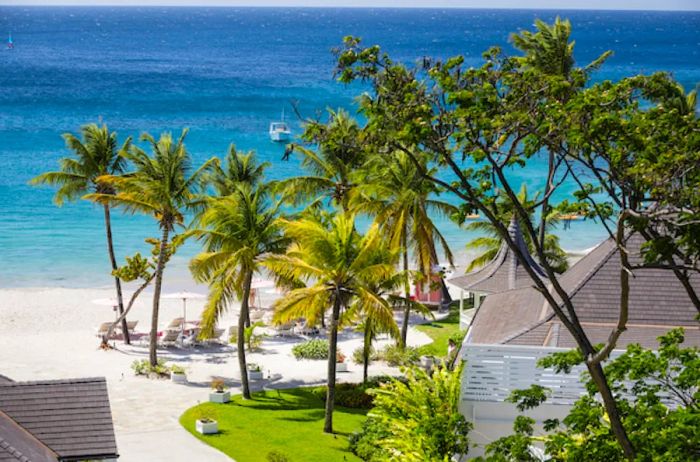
[0,7,699,287]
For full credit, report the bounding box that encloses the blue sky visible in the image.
[1,1,699,10]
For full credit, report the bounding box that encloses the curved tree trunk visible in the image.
[149,227,170,367]
[239,271,253,399]
[103,273,155,344]
[400,232,411,348]
[324,295,342,434]
[103,205,130,344]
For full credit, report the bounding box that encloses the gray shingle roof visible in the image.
[0,411,57,462]
[468,233,700,349]
[448,217,547,294]
[0,378,118,461]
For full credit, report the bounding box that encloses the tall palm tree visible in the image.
[189,180,287,400]
[205,144,269,196]
[464,184,568,273]
[278,109,365,212]
[264,214,395,433]
[86,129,215,366]
[31,123,133,344]
[353,150,457,347]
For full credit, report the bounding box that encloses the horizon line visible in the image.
[0,4,699,12]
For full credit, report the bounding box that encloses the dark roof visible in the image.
[0,378,118,461]
[468,233,700,348]
[448,217,547,294]
[0,376,13,385]
[0,411,58,462]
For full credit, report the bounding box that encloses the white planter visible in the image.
[336,362,348,372]
[171,372,187,384]
[248,370,264,380]
[196,419,218,435]
[420,356,435,369]
[209,391,230,403]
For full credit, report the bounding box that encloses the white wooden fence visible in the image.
[461,344,594,405]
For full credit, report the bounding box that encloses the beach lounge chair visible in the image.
[160,329,181,346]
[167,317,184,329]
[200,327,225,345]
[96,322,116,339]
[273,321,296,337]
[125,320,138,333]
[250,310,265,323]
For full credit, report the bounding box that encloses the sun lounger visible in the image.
[125,320,138,333]
[160,329,181,346]
[96,322,117,339]
[250,310,265,323]
[273,321,296,337]
[166,317,184,329]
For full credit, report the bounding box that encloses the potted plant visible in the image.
[336,351,348,372]
[194,408,219,435]
[247,363,264,380]
[209,378,230,403]
[170,364,187,384]
[420,355,436,370]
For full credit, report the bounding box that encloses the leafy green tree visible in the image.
[189,179,287,399]
[205,144,269,196]
[481,329,700,461]
[31,123,133,343]
[86,129,215,366]
[264,213,395,433]
[353,363,471,461]
[353,150,456,347]
[464,184,568,273]
[278,108,366,212]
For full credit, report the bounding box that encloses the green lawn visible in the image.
[415,304,467,357]
[180,388,367,462]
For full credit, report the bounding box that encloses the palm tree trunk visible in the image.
[362,320,371,384]
[149,226,170,367]
[324,294,342,434]
[400,232,411,348]
[239,271,253,399]
[538,151,555,250]
[103,205,130,345]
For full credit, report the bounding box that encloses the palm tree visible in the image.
[277,108,365,212]
[205,144,269,196]
[86,129,215,366]
[189,180,287,400]
[353,150,457,347]
[464,184,568,273]
[30,123,133,344]
[264,214,395,433]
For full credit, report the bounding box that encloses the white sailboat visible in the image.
[269,108,291,142]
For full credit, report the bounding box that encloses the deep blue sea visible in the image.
[0,7,699,288]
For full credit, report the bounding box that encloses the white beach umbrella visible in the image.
[251,279,275,289]
[161,291,206,331]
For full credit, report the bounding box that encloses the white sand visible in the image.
[0,285,433,461]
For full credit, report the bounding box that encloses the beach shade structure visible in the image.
[92,297,120,323]
[162,291,206,343]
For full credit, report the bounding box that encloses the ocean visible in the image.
[0,7,698,288]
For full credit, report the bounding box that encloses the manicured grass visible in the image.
[415,304,467,357]
[180,388,367,462]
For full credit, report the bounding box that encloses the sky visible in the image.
[0,0,699,11]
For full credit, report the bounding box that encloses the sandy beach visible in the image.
[0,285,433,461]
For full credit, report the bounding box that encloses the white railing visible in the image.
[461,344,595,405]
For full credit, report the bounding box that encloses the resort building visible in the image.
[454,231,700,457]
[0,377,119,462]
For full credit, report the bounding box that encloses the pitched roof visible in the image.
[0,412,58,462]
[0,378,118,461]
[468,233,700,348]
[448,217,547,294]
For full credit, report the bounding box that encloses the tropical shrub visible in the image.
[131,358,171,377]
[480,328,700,462]
[311,377,393,410]
[353,345,379,364]
[292,339,330,360]
[378,344,420,366]
[351,364,470,461]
